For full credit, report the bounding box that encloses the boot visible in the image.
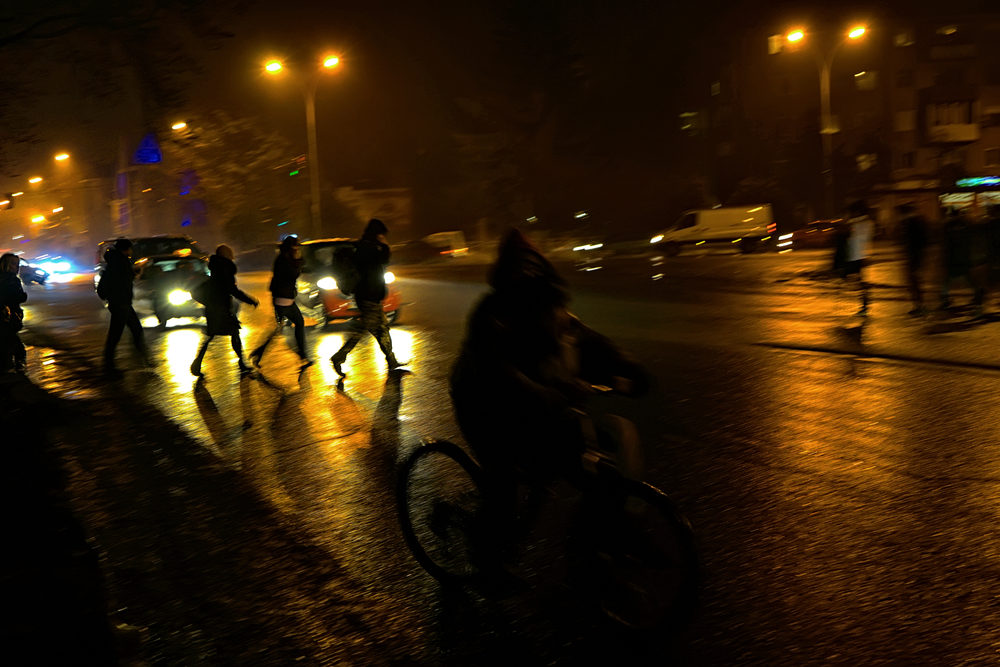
[330,352,346,377]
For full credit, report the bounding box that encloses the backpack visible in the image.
[191,278,211,305]
[331,243,360,296]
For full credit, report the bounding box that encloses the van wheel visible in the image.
[739,238,758,254]
[664,242,681,257]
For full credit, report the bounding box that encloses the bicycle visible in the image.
[396,412,699,631]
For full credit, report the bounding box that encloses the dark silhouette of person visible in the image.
[97,238,149,374]
[898,203,928,315]
[330,218,402,376]
[190,245,259,377]
[939,207,983,314]
[450,229,648,567]
[0,253,28,373]
[250,235,312,368]
[987,204,1000,293]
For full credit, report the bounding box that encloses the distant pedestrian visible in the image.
[0,253,28,373]
[898,203,928,315]
[844,200,873,317]
[938,207,983,315]
[96,238,149,374]
[330,218,403,376]
[190,245,259,377]
[249,235,313,369]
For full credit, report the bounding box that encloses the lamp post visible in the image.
[264,54,341,239]
[785,25,867,217]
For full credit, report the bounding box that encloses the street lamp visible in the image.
[264,53,342,239]
[54,152,70,161]
[784,25,868,217]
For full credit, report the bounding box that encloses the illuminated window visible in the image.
[895,30,915,47]
[936,25,958,36]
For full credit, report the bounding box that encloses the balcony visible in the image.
[927,124,980,143]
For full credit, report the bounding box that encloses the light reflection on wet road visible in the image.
[15,251,1000,664]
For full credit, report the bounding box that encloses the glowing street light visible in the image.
[54,152,70,161]
[262,53,344,238]
[171,121,187,131]
[12,192,23,197]
[52,206,64,213]
[779,24,869,216]
[31,215,45,223]
[28,176,42,184]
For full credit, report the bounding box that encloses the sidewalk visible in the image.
[765,243,1000,372]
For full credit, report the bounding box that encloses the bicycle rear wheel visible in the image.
[590,479,699,631]
[397,440,487,584]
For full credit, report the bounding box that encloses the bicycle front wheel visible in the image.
[591,479,699,631]
[396,440,487,584]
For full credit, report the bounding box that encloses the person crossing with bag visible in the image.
[330,218,404,377]
[189,245,259,378]
[249,235,313,369]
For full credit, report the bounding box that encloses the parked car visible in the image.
[295,238,402,326]
[19,262,49,285]
[132,254,209,327]
[790,219,847,250]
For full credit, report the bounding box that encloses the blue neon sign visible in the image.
[956,176,1000,188]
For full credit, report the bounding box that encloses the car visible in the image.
[95,235,204,265]
[294,238,402,326]
[132,254,210,327]
[789,219,848,250]
[19,262,49,285]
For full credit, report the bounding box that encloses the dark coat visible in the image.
[0,271,27,320]
[98,249,136,304]
[204,255,256,336]
[352,237,390,302]
[268,250,301,300]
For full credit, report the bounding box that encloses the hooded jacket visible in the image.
[268,248,302,300]
[99,248,136,304]
[353,219,391,302]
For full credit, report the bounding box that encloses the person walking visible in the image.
[249,235,313,369]
[898,202,928,315]
[190,245,259,378]
[330,218,402,377]
[844,200,874,317]
[0,253,28,373]
[97,238,149,374]
[938,207,980,314]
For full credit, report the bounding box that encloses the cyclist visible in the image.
[450,229,648,567]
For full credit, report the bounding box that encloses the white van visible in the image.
[650,204,777,255]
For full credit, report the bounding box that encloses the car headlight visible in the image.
[168,289,192,306]
[317,276,338,290]
[384,271,395,284]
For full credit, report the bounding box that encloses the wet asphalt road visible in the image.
[12,246,1000,664]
